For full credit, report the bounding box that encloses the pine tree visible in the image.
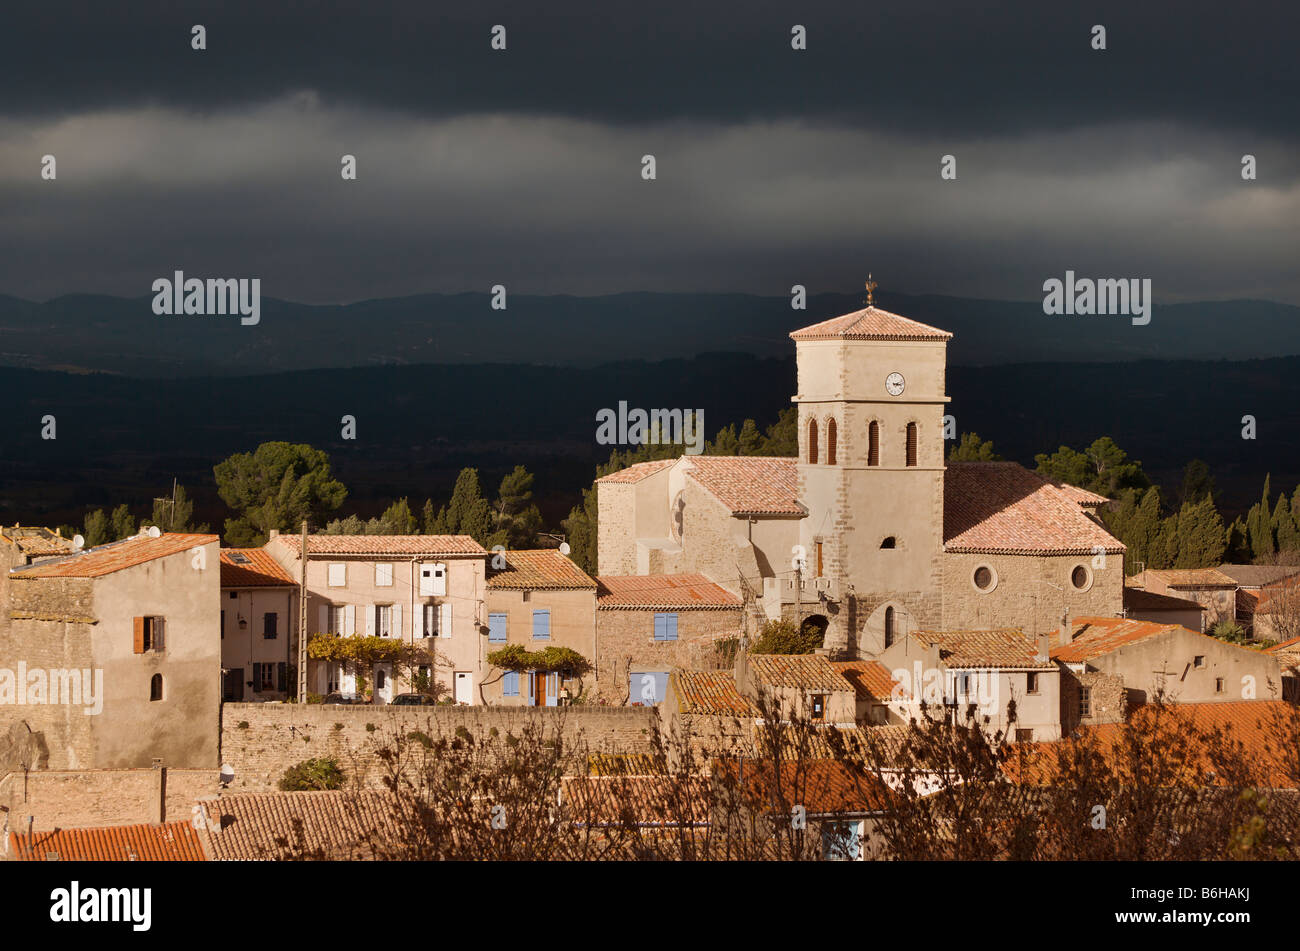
[377,497,418,535]
[1274,494,1300,553]
[1225,517,1250,562]
[438,468,493,544]
[948,433,1002,461]
[1173,497,1226,568]
[422,498,435,534]
[83,509,110,547]
[1248,475,1275,560]
[562,485,598,574]
[492,466,542,549]
[110,503,136,540]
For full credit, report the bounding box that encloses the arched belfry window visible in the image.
[868,421,880,466]
[884,606,895,649]
[906,422,918,467]
[150,673,163,701]
[807,418,819,464]
[826,419,837,465]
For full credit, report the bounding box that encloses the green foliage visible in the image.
[214,441,347,545]
[750,618,825,655]
[486,644,592,678]
[1172,497,1227,568]
[1209,620,1249,644]
[1034,436,1149,498]
[145,482,208,533]
[82,508,110,547]
[307,634,419,667]
[109,503,136,541]
[948,432,1002,461]
[427,468,493,543]
[562,485,599,575]
[1180,459,1216,506]
[279,756,344,791]
[491,465,542,549]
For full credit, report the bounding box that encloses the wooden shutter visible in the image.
[906,422,918,467]
[665,614,678,641]
[546,673,559,707]
[415,604,425,638]
[868,421,880,466]
[252,664,263,693]
[344,604,356,635]
[827,419,837,465]
[133,617,145,654]
[439,603,452,638]
[364,605,375,636]
[807,418,818,464]
[392,603,402,639]
[532,610,550,639]
[653,614,665,641]
[277,662,287,692]
[488,613,507,642]
[503,671,519,697]
[318,604,328,634]
[432,563,447,596]
[155,618,164,651]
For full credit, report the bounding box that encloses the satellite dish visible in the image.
[219,763,235,786]
[559,542,571,556]
[72,534,84,550]
[147,526,162,538]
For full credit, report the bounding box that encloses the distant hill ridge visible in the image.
[0,291,1297,378]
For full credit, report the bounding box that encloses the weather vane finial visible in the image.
[864,274,878,308]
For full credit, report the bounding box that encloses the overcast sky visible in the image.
[2,0,1297,304]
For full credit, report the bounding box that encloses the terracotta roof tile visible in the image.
[594,459,675,484]
[10,532,218,579]
[274,534,486,557]
[487,549,596,590]
[1123,586,1206,613]
[559,775,712,827]
[1048,482,1111,506]
[1139,567,1236,588]
[596,573,742,610]
[671,669,758,716]
[220,547,297,587]
[198,791,415,861]
[713,758,896,815]
[684,456,803,517]
[943,462,1125,555]
[912,628,1054,669]
[789,305,953,342]
[832,660,906,701]
[9,820,204,861]
[1265,636,1300,654]
[1049,615,1265,665]
[1215,564,1300,587]
[0,526,76,557]
[747,653,855,691]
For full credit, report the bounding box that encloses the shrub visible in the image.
[750,618,824,654]
[278,756,344,791]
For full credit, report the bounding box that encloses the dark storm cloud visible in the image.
[1,1,1296,304]
[3,0,1298,139]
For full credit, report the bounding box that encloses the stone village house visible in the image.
[219,548,298,702]
[3,531,221,771]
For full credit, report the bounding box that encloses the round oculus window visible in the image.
[1071,565,1090,590]
[973,565,996,592]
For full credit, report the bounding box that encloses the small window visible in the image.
[263,612,278,639]
[1071,565,1090,590]
[1015,729,1033,743]
[375,563,394,587]
[807,418,819,464]
[1080,686,1092,718]
[880,536,896,549]
[503,670,520,697]
[1026,672,1039,695]
[1193,655,1205,669]
[811,694,826,720]
[883,606,895,649]
[1215,677,1225,694]
[375,604,393,637]
[228,591,237,600]
[826,419,838,465]
[521,590,531,603]
[868,421,880,466]
[653,613,679,641]
[532,609,551,640]
[134,616,164,653]
[488,612,507,643]
[905,422,918,467]
[221,610,225,640]
[973,565,996,592]
[330,604,346,634]
[328,563,347,587]
[150,673,163,701]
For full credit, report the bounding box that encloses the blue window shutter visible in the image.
[665,613,678,641]
[654,672,668,703]
[545,672,558,707]
[488,613,507,643]
[653,614,665,641]
[526,669,534,701]
[532,609,550,639]
[503,671,519,697]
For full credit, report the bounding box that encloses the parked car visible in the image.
[391,693,438,706]
[321,693,363,705]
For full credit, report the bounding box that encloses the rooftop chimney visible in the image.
[1059,607,1073,648]
[268,529,279,539]
[1036,635,1051,662]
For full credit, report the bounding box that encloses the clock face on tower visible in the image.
[885,372,906,396]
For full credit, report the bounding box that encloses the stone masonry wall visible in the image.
[0,766,219,834]
[219,702,658,793]
[595,607,743,701]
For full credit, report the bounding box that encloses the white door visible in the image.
[454,671,472,705]
[373,664,393,704]
[340,666,356,698]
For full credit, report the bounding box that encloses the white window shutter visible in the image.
[433,562,447,596]
[364,605,375,636]
[345,604,356,635]
[392,602,402,639]
[419,563,434,597]
[415,604,425,638]
[440,603,453,638]
[318,604,328,634]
